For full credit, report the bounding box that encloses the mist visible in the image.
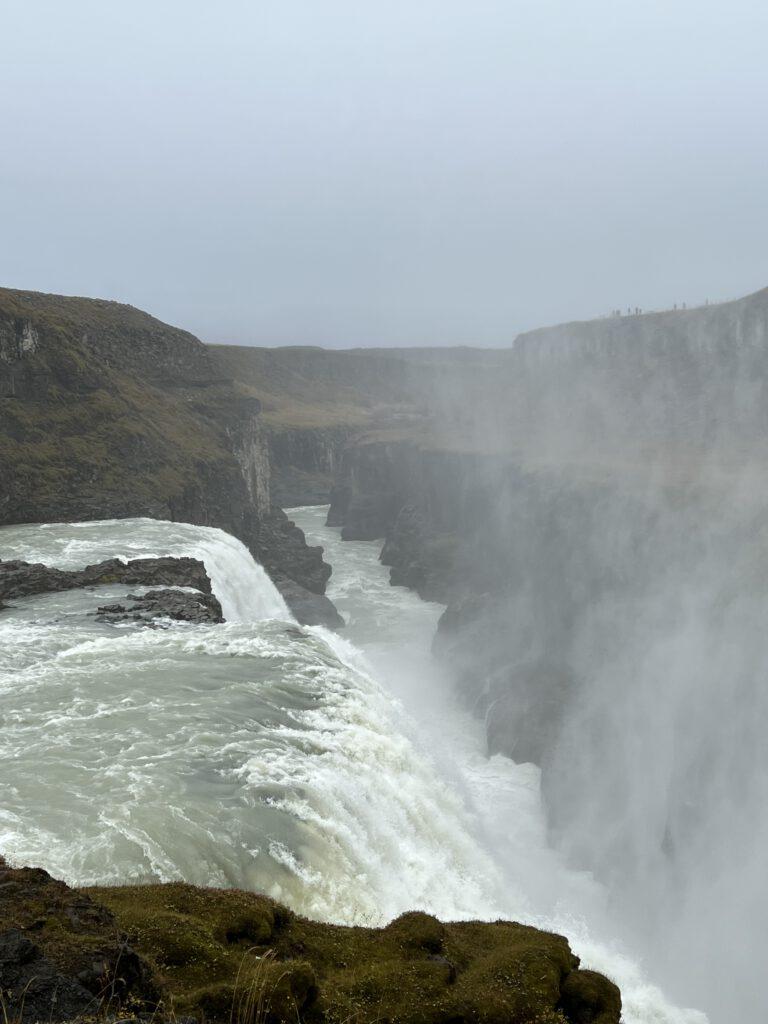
[398,292,768,1020]
[2,0,768,346]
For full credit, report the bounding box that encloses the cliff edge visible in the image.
[0,288,335,623]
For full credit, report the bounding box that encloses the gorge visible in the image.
[3,285,768,1023]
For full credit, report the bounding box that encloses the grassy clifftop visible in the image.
[0,856,621,1024]
[0,289,256,530]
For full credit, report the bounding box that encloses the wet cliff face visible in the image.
[0,288,331,612]
[266,425,355,507]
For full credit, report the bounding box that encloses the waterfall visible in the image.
[0,512,707,1024]
[0,517,289,622]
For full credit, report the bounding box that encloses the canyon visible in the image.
[4,284,768,1021]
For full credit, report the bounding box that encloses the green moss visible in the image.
[2,857,619,1024]
[0,289,244,526]
[86,883,620,1024]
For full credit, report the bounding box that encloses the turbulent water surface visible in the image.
[1,511,703,1024]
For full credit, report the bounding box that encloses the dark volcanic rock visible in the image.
[96,588,224,625]
[273,573,345,629]
[327,441,417,540]
[0,858,157,1023]
[0,929,98,1023]
[0,555,212,605]
[266,425,356,507]
[485,660,576,765]
[380,504,458,602]
[255,508,331,595]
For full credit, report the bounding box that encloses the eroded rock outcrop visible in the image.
[271,573,344,628]
[96,588,224,625]
[0,858,157,1023]
[0,555,212,604]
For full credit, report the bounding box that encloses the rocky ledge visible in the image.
[272,572,345,629]
[96,588,224,626]
[0,555,224,626]
[0,552,345,630]
[0,856,621,1024]
[0,556,212,604]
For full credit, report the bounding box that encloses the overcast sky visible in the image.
[1,1,767,347]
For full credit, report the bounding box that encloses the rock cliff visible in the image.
[0,288,334,624]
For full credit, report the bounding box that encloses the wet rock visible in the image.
[327,441,415,541]
[0,555,212,604]
[381,504,458,601]
[273,573,344,629]
[485,660,576,765]
[96,589,224,625]
[253,508,332,595]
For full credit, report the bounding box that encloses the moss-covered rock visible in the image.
[87,881,620,1024]
[0,860,158,1023]
[1,863,620,1024]
[558,969,622,1024]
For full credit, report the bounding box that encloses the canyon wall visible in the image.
[314,287,768,1017]
[0,288,333,622]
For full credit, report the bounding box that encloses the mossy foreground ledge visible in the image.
[0,859,620,1024]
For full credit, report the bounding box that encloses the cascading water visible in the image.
[0,517,504,920]
[0,513,704,1024]
[0,517,288,621]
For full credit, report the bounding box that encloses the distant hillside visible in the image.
[210,342,514,504]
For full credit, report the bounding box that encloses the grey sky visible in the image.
[1,0,767,347]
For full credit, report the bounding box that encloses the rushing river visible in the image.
[0,509,704,1023]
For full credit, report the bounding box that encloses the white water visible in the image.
[0,512,704,1023]
[291,507,706,1024]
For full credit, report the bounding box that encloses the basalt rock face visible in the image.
[266,425,356,507]
[0,857,622,1024]
[271,573,345,629]
[0,288,333,609]
[327,441,419,540]
[252,507,331,595]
